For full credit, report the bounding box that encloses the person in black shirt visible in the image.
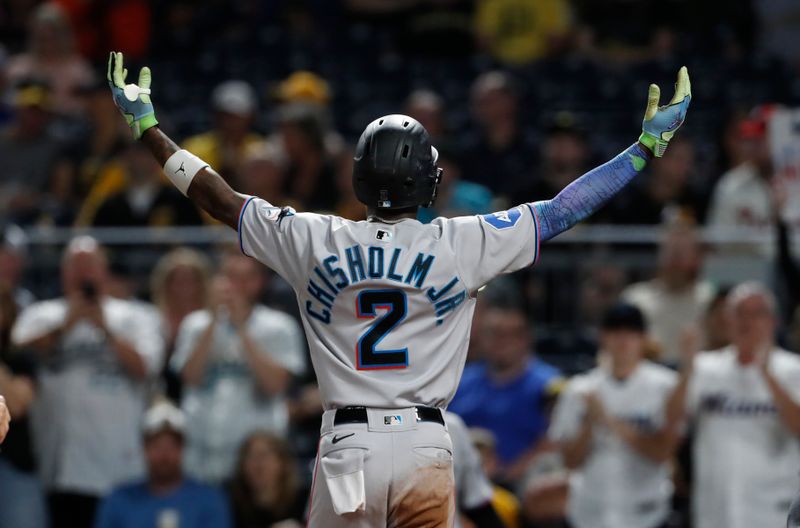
[228,432,307,528]
[90,142,204,228]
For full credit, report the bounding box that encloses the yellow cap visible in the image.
[275,71,330,104]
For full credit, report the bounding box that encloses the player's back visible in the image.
[238,197,540,410]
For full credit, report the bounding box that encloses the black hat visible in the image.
[353,114,442,210]
[601,303,647,333]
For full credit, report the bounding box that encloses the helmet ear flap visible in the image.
[426,167,443,208]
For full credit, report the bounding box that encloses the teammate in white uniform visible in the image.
[107,51,691,526]
[666,282,800,528]
[550,304,677,528]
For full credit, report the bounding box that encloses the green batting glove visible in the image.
[107,51,158,140]
[639,66,691,157]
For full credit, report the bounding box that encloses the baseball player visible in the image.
[107,51,690,527]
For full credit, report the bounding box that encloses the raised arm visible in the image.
[107,52,246,228]
[532,67,692,242]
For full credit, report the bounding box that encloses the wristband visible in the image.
[163,150,209,196]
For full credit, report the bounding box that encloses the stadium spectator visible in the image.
[0,273,45,528]
[56,78,131,221]
[449,304,563,484]
[53,0,151,60]
[707,108,776,229]
[623,225,714,366]
[171,250,305,482]
[469,428,523,528]
[274,70,331,109]
[550,303,678,528]
[0,224,35,310]
[444,411,507,528]
[227,431,306,528]
[474,0,572,64]
[666,282,800,528]
[0,79,63,225]
[405,89,448,145]
[94,400,232,528]
[528,115,592,208]
[275,103,343,212]
[239,141,292,208]
[417,148,494,223]
[6,3,93,115]
[610,137,707,224]
[151,248,212,400]
[83,141,203,227]
[461,71,537,200]
[10,236,164,528]
[183,80,263,186]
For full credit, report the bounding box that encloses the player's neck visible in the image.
[366,207,419,223]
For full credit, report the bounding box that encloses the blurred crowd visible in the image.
[2,1,800,528]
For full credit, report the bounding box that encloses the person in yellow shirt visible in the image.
[183,80,264,187]
[475,0,572,65]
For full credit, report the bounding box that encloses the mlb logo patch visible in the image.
[481,208,522,230]
[384,415,403,425]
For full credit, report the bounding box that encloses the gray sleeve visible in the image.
[445,412,494,510]
[445,204,539,294]
[238,196,328,287]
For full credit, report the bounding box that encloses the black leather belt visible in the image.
[334,406,445,426]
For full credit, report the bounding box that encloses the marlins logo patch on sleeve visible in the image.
[480,207,522,230]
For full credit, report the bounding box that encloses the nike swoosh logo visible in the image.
[331,433,355,445]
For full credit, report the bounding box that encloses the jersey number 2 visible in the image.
[356,289,408,370]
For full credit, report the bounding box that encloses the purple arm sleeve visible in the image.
[531,143,650,242]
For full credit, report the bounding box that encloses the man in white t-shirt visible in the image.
[171,249,305,482]
[10,237,164,528]
[550,303,678,528]
[666,282,800,528]
[622,225,714,366]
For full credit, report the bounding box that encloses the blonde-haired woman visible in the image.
[151,247,211,397]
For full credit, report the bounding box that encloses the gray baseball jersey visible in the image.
[238,196,539,409]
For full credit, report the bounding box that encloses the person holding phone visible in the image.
[11,236,164,528]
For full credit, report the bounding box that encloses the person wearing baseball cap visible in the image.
[549,303,679,528]
[182,80,264,186]
[707,106,776,230]
[94,401,232,528]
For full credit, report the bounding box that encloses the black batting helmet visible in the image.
[353,114,442,210]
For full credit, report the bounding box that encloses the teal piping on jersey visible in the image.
[530,143,648,242]
[238,195,256,257]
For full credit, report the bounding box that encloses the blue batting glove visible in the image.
[639,66,691,157]
[107,51,158,140]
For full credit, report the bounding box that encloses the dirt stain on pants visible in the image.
[389,463,455,528]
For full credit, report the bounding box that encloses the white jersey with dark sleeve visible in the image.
[238,196,539,409]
